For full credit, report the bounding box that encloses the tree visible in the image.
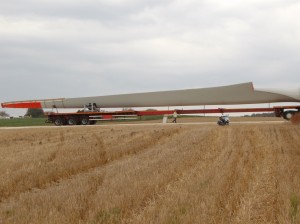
[25,108,45,118]
[0,111,9,117]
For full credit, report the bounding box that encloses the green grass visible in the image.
[0,116,163,127]
[140,115,164,121]
[0,118,50,127]
[91,208,121,224]
[291,193,299,223]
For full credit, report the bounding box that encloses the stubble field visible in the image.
[0,121,300,224]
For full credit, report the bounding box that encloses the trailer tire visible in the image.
[283,111,296,120]
[54,118,63,126]
[68,118,77,125]
[81,118,89,125]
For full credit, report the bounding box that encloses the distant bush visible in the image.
[25,108,45,118]
[0,111,9,118]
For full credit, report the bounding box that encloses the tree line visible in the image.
[0,108,45,118]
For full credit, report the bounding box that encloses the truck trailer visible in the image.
[2,82,300,125]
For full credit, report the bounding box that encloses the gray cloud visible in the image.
[1,0,300,116]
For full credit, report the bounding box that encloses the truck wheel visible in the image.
[54,118,63,126]
[68,118,77,125]
[81,118,89,125]
[283,111,295,120]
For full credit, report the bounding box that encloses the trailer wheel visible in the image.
[81,118,89,125]
[68,118,77,125]
[283,111,296,120]
[54,118,63,126]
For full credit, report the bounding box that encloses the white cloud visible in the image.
[0,0,299,115]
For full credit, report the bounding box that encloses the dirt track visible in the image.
[0,123,299,223]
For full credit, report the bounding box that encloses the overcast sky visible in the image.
[1,0,300,115]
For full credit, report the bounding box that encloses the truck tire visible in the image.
[68,118,77,125]
[283,111,295,120]
[54,118,63,126]
[81,117,89,125]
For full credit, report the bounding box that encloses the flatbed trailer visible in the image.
[46,105,300,126]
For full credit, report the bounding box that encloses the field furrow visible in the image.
[0,126,182,201]
[0,123,299,224]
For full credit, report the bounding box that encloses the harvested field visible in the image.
[0,123,300,223]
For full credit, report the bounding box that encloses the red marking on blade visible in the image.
[1,102,42,108]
